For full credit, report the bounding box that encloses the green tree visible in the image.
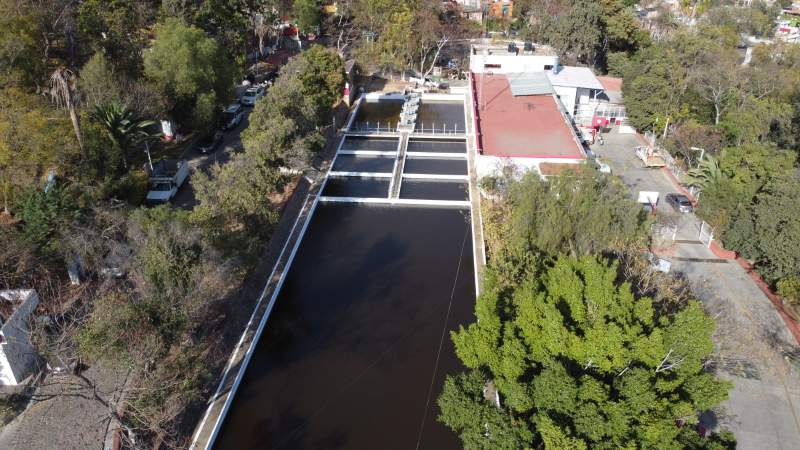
[78,0,147,72]
[504,169,648,258]
[143,18,235,129]
[543,0,602,63]
[292,45,346,114]
[440,255,732,449]
[295,0,321,33]
[0,5,45,87]
[622,45,688,131]
[724,176,800,284]
[0,87,80,213]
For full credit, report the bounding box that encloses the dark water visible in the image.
[408,139,466,154]
[415,102,466,133]
[341,136,398,152]
[214,204,475,450]
[332,155,396,173]
[400,181,468,201]
[404,158,468,176]
[322,177,389,198]
[352,100,403,129]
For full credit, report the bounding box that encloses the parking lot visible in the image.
[592,130,800,449]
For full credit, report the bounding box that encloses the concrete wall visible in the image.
[0,290,40,385]
[552,86,595,118]
[475,155,584,179]
[469,54,560,74]
[553,85,577,117]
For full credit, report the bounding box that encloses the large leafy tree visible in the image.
[502,169,648,258]
[542,0,602,63]
[440,256,733,450]
[77,0,148,73]
[243,46,343,170]
[724,175,800,284]
[143,18,235,129]
[294,0,321,33]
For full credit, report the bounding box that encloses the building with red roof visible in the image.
[470,71,586,177]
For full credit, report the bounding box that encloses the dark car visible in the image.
[221,103,243,130]
[666,193,693,213]
[197,130,223,153]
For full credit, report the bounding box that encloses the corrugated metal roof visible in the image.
[507,72,554,96]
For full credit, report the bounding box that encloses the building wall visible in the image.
[475,155,584,178]
[0,290,40,385]
[553,85,577,117]
[469,53,560,74]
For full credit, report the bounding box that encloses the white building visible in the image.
[546,66,605,119]
[469,41,559,74]
[0,290,40,385]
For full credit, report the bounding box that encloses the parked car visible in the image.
[665,193,693,213]
[222,103,243,130]
[240,86,265,106]
[146,160,189,204]
[197,130,223,153]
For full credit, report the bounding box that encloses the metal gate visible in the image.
[699,221,713,248]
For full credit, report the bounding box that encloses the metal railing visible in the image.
[349,122,399,134]
[412,122,465,135]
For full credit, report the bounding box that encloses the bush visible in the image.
[778,277,800,306]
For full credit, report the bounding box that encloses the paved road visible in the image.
[592,131,800,449]
[172,107,252,209]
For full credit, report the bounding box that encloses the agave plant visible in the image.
[684,154,724,190]
[92,103,161,165]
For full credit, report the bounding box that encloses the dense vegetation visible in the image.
[440,168,734,449]
[0,0,346,446]
[610,2,800,299]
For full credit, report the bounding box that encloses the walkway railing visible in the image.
[349,122,399,134]
[412,122,465,135]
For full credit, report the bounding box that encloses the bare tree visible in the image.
[49,66,84,155]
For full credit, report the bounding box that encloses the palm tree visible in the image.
[685,154,724,190]
[49,66,84,155]
[92,103,160,167]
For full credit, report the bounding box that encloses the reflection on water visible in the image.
[322,177,389,198]
[415,102,465,133]
[400,181,468,201]
[352,100,403,131]
[214,205,475,450]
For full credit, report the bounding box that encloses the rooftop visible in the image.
[546,66,604,90]
[473,74,585,159]
[597,76,623,93]
[0,290,36,327]
[471,40,556,57]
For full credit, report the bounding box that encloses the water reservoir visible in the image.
[332,155,396,173]
[414,102,466,133]
[214,204,474,449]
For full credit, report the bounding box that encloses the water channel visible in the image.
[213,97,474,449]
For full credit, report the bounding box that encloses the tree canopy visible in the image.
[440,255,733,450]
[144,18,236,129]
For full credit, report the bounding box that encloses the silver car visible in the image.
[665,193,693,213]
[240,86,265,106]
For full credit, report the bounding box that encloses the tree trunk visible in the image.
[68,105,84,155]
